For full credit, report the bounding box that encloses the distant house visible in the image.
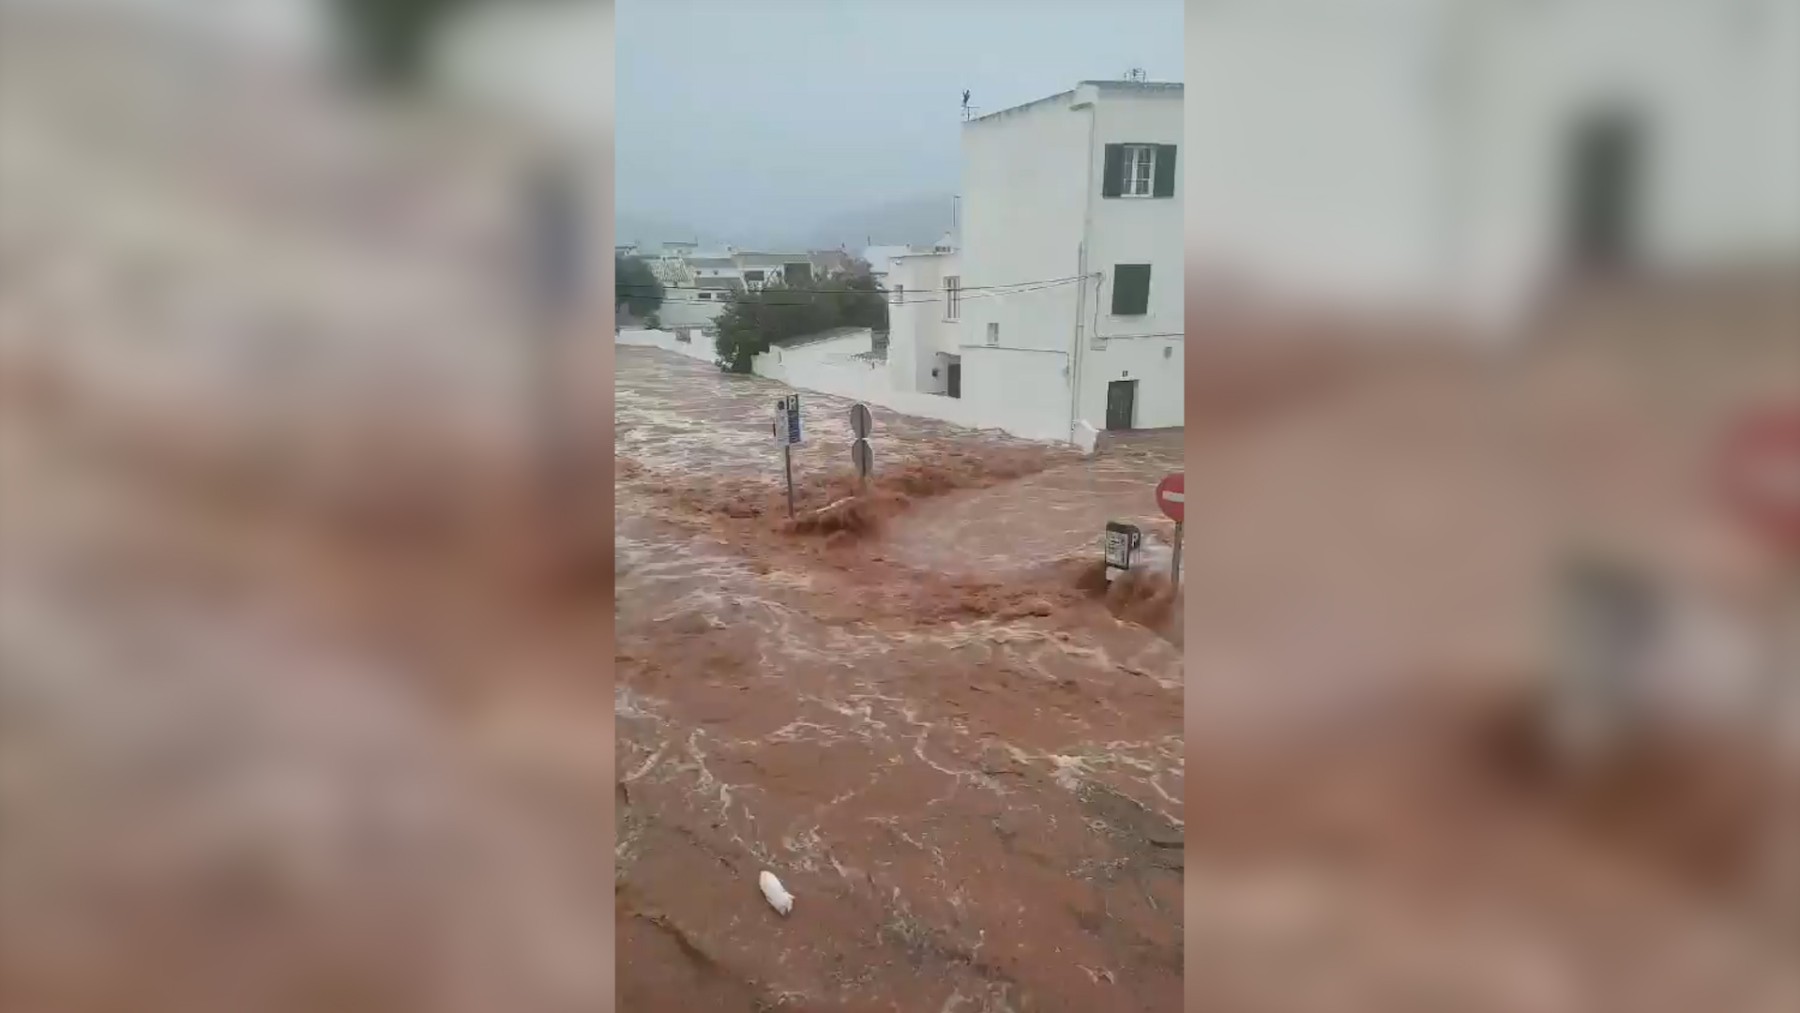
[686,255,742,287]
[885,79,1184,439]
[809,249,856,278]
[731,252,814,290]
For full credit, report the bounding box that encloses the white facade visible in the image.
[1188,0,1800,334]
[900,79,1185,442]
[884,250,962,395]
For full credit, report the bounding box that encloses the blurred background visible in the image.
[1179,2,1800,1011]
[0,1,1797,1012]
[0,2,620,1012]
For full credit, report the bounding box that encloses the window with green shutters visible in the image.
[1101,143,1178,199]
[1111,264,1151,315]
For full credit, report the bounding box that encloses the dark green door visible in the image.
[1105,380,1137,431]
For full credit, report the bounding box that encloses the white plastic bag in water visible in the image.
[759,870,794,916]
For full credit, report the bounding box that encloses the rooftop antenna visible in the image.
[961,89,972,121]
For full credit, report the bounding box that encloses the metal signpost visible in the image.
[849,403,873,490]
[1155,472,1185,586]
[773,395,804,517]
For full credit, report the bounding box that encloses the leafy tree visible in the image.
[614,256,665,319]
[712,272,889,373]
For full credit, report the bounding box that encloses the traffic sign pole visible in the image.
[784,443,795,518]
[1171,521,1183,587]
[1155,472,1185,587]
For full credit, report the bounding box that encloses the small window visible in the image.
[1103,143,1177,199]
[744,269,765,283]
[698,291,712,301]
[986,322,999,346]
[1124,145,1155,197]
[944,276,961,321]
[1111,264,1151,316]
[893,284,904,305]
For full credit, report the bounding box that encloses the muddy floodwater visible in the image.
[613,348,1185,1011]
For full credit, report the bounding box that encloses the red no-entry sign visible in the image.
[1155,472,1185,524]
[1717,405,1800,558]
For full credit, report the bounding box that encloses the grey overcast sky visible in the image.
[615,0,1184,249]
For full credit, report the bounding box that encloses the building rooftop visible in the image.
[968,80,1182,125]
[733,252,811,267]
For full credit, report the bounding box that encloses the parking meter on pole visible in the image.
[1104,521,1141,582]
[773,395,804,517]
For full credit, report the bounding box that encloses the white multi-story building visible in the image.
[1187,0,1800,334]
[887,79,1185,440]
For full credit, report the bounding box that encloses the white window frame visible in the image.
[1124,144,1155,198]
[944,276,961,321]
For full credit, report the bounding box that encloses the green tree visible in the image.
[614,256,665,320]
[712,272,889,373]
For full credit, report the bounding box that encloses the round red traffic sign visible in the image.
[1716,405,1800,557]
[1155,472,1185,524]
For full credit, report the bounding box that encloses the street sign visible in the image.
[1155,472,1185,524]
[851,438,873,480]
[1717,405,1800,558]
[773,395,805,447]
[850,402,873,440]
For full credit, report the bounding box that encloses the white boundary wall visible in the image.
[618,329,1071,444]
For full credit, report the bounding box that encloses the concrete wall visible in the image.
[616,327,717,365]
[960,93,1088,361]
[653,288,728,331]
[958,347,1074,442]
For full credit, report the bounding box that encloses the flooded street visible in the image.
[613,348,1185,1011]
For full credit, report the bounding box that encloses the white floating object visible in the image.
[759,870,794,916]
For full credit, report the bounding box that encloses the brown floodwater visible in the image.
[613,348,1186,1011]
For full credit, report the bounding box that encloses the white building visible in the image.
[886,79,1185,440]
[1187,0,1800,334]
[861,245,915,287]
[885,247,962,396]
[731,252,817,290]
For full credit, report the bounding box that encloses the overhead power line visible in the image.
[631,277,1085,307]
[613,275,1087,297]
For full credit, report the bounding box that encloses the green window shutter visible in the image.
[1111,264,1151,316]
[1101,144,1125,198]
[1153,144,1177,198]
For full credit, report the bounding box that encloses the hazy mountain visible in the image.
[614,211,717,250]
[618,193,955,255]
[785,193,956,251]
